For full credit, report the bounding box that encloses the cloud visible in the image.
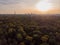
[0,0,38,5]
[49,0,60,8]
[0,0,21,4]
[0,0,38,10]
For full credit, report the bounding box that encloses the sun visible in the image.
[35,0,53,11]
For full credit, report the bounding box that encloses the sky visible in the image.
[0,0,60,14]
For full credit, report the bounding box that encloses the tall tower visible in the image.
[14,10,16,15]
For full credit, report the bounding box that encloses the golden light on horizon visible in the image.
[35,0,53,12]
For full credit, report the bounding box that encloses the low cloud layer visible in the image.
[50,0,60,8]
[0,0,60,14]
[0,0,60,8]
[0,0,37,5]
[0,0,21,4]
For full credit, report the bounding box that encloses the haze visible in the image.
[0,0,60,14]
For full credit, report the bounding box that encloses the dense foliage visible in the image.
[0,14,60,45]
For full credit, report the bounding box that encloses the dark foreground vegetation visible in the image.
[0,14,60,45]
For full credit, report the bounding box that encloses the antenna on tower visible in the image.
[13,8,16,15]
[14,10,16,15]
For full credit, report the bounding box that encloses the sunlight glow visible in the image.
[35,0,53,11]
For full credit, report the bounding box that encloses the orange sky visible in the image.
[0,8,60,14]
[0,0,60,14]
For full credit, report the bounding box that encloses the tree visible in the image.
[41,35,49,42]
